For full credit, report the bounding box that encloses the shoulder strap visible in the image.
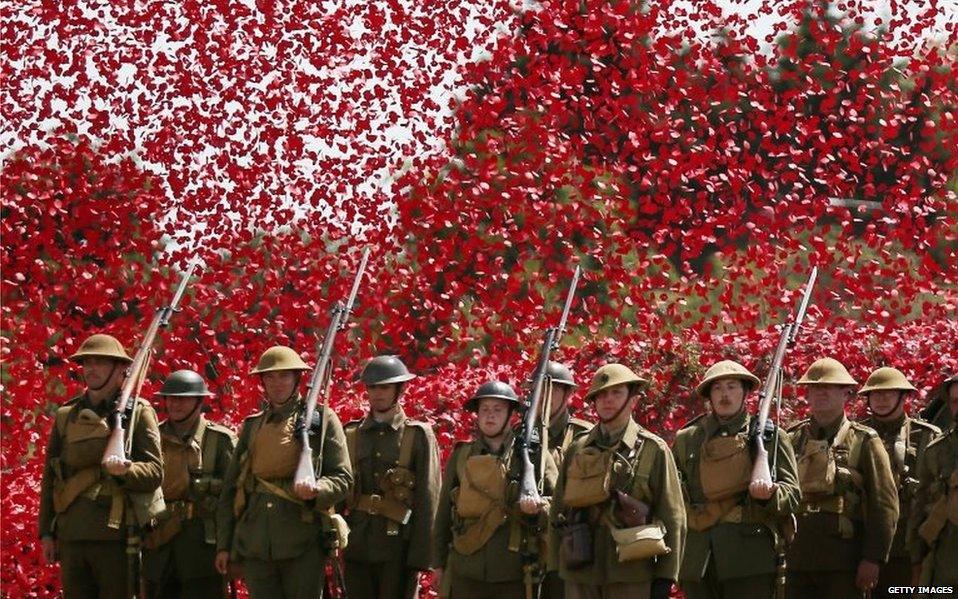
[397,423,419,469]
[201,422,219,476]
[345,425,359,475]
[631,434,657,500]
[55,404,76,437]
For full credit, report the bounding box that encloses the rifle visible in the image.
[292,247,370,492]
[518,264,581,505]
[101,262,198,467]
[750,266,817,488]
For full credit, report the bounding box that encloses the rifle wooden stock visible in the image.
[293,248,370,490]
[102,262,197,467]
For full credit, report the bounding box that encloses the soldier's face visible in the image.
[593,384,632,424]
[164,396,202,423]
[80,356,123,391]
[709,378,746,419]
[260,370,299,404]
[806,384,852,422]
[366,383,401,413]
[867,390,904,419]
[477,398,511,438]
[948,383,958,417]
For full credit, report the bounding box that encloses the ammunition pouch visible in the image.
[355,493,411,525]
[456,455,507,519]
[699,435,751,502]
[380,466,416,506]
[562,447,613,508]
[610,520,670,563]
[559,511,593,570]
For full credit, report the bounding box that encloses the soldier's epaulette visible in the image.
[568,417,593,432]
[205,421,238,439]
[924,432,952,451]
[909,418,942,436]
[848,420,879,439]
[786,419,810,433]
[637,426,669,448]
[679,413,707,430]
[242,411,265,424]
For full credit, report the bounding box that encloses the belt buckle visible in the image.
[369,494,382,516]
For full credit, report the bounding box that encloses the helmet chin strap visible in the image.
[171,398,204,424]
[600,396,633,424]
[869,392,905,419]
[373,384,404,414]
[482,407,514,438]
[87,361,120,392]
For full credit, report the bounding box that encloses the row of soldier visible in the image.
[39,333,957,599]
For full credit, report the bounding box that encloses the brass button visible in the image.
[266,502,273,509]
[375,451,381,457]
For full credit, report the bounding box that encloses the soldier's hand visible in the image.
[215,551,230,576]
[855,559,880,592]
[748,479,776,501]
[41,537,58,564]
[293,480,320,501]
[518,494,545,515]
[103,455,132,476]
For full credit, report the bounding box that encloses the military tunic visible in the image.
[550,418,686,599]
[786,415,899,599]
[38,393,164,599]
[433,431,558,599]
[672,412,801,599]
[907,426,958,589]
[860,414,940,597]
[142,416,237,599]
[216,398,353,599]
[342,409,440,599]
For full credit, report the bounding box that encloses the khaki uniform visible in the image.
[672,412,801,599]
[342,409,440,599]
[859,414,940,597]
[142,416,237,598]
[216,398,353,599]
[786,415,899,599]
[907,426,958,589]
[550,419,686,599]
[38,393,165,599]
[433,431,558,599]
[541,410,591,599]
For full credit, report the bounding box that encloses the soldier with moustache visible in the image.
[673,360,801,599]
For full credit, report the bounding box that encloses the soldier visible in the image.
[858,366,941,597]
[540,361,591,599]
[38,333,164,599]
[921,373,957,433]
[341,355,440,599]
[214,346,353,599]
[786,357,899,599]
[142,369,237,599]
[673,360,801,599]
[907,372,958,591]
[542,361,592,469]
[550,363,686,599]
[433,381,558,599]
